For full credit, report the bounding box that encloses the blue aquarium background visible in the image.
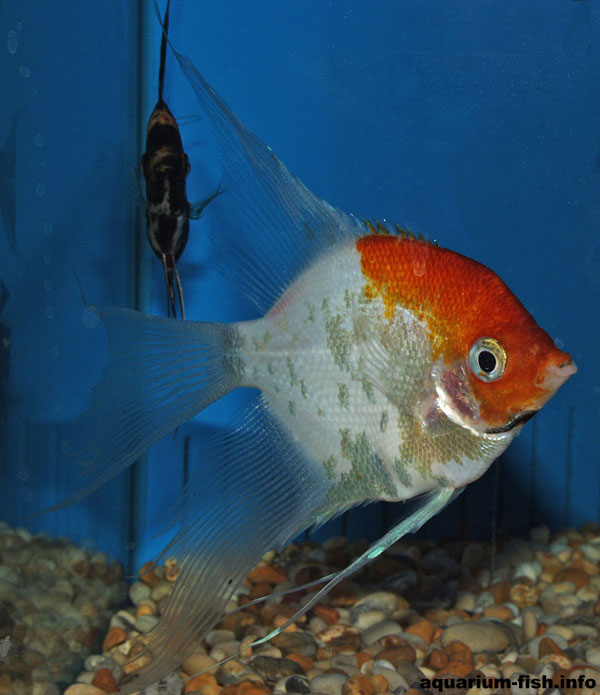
[1,1,598,575]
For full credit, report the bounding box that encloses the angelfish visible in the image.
[61,20,576,694]
[141,0,219,319]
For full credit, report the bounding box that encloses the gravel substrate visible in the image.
[62,522,600,695]
[4,520,600,695]
[0,522,127,695]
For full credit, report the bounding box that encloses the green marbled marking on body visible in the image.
[317,406,326,417]
[325,313,354,373]
[288,400,296,416]
[300,379,308,399]
[324,428,397,509]
[323,454,338,480]
[286,356,299,388]
[337,383,349,409]
[380,410,389,433]
[393,457,413,488]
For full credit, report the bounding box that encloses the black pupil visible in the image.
[478,350,497,374]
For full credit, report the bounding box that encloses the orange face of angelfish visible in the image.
[357,235,576,433]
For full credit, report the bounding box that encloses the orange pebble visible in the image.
[92,667,118,693]
[341,674,374,695]
[369,674,388,694]
[377,646,416,665]
[247,565,288,585]
[313,605,340,625]
[553,567,590,591]
[102,626,127,652]
[405,618,435,645]
[424,648,449,671]
[136,602,155,618]
[539,637,568,658]
[138,560,161,587]
[356,651,373,668]
[436,660,473,677]
[442,640,473,669]
[483,605,514,621]
[273,614,298,632]
[184,673,220,695]
[250,582,273,601]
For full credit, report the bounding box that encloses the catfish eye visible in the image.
[469,337,507,382]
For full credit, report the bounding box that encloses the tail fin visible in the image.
[49,307,236,513]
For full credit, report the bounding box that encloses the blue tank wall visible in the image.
[1,1,597,573]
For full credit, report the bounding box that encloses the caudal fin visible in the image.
[48,307,236,513]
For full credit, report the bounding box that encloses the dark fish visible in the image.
[141,0,219,319]
[0,112,20,257]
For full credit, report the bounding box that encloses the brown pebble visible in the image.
[442,640,473,669]
[184,673,220,695]
[102,626,127,652]
[539,637,568,658]
[483,605,514,621]
[64,686,106,695]
[136,601,155,618]
[378,634,409,648]
[377,646,416,665]
[342,674,374,695]
[138,560,161,587]
[437,660,473,677]
[553,567,590,591]
[424,648,449,671]
[248,565,288,585]
[273,614,299,632]
[164,557,181,582]
[313,605,340,625]
[406,618,435,645]
[222,679,270,695]
[369,674,388,693]
[91,668,118,693]
[250,582,273,601]
[490,579,511,604]
[541,653,572,670]
[509,579,541,607]
[317,624,360,646]
[328,588,358,606]
[356,651,373,667]
[286,653,314,672]
[122,653,152,675]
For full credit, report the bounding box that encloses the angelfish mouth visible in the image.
[485,410,538,434]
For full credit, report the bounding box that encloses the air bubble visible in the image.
[45,305,55,319]
[44,253,51,265]
[19,65,30,78]
[35,182,46,197]
[34,133,43,147]
[554,338,565,349]
[83,306,100,328]
[44,278,52,291]
[7,31,17,54]
[43,221,52,234]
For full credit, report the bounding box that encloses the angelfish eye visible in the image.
[469,337,507,382]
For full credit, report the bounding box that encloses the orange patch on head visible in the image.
[356,235,573,428]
